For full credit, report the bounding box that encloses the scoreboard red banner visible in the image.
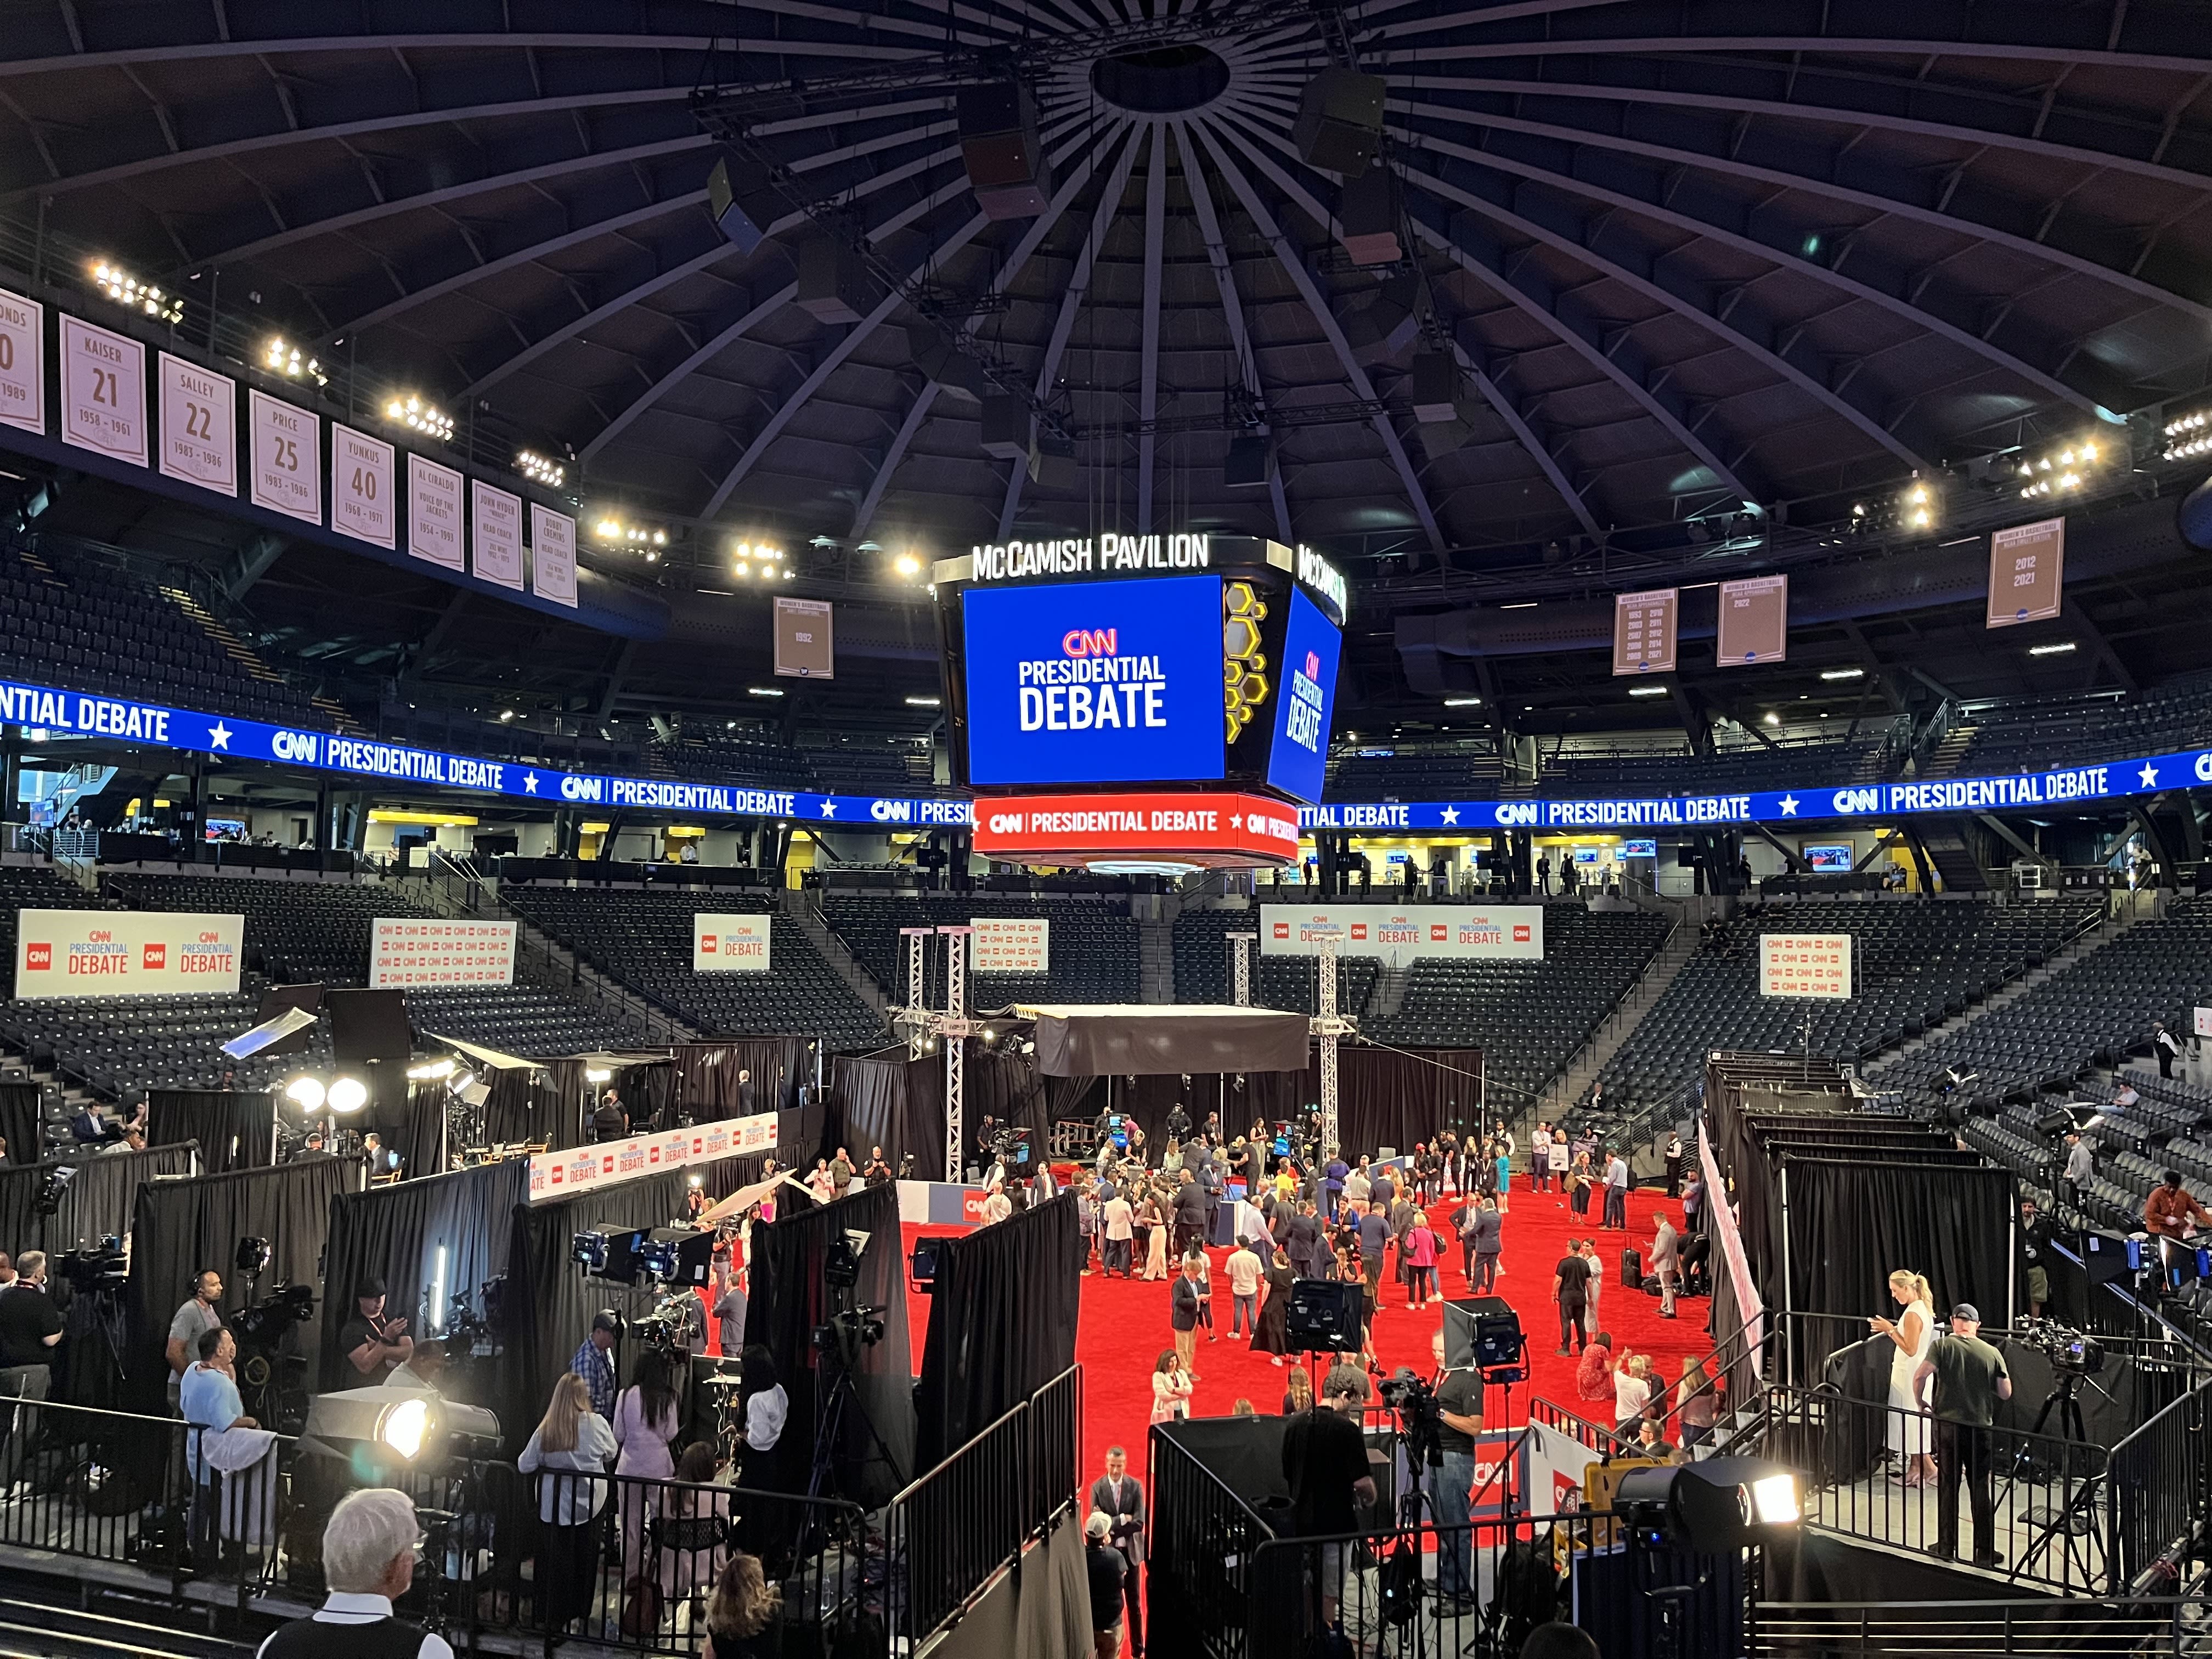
[972,789,1301,867]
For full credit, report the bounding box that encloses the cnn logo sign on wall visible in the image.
[961,1192,991,1224]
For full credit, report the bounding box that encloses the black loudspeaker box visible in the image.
[1285,1276,1365,1352]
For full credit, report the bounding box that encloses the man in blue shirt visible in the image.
[1357,1205,1391,1312]
[1602,1150,1630,1230]
[572,1312,619,1419]
[179,1327,256,1481]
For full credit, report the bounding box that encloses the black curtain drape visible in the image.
[676,1039,807,1119]
[393,1080,448,1180]
[496,1156,768,1454]
[830,1054,945,1175]
[914,1192,1084,1472]
[740,1181,912,1508]
[618,1059,678,1130]
[1335,1047,1485,1153]
[318,1159,529,1396]
[1779,1155,2013,1385]
[0,1142,198,1259]
[149,1089,274,1174]
[480,1066,557,1148]
[0,1082,38,1166]
[123,1155,353,1409]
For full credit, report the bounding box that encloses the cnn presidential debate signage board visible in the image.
[970,916,1048,973]
[1263,905,1545,965]
[527,1111,778,1202]
[693,915,772,971]
[14,909,242,998]
[369,918,516,989]
[1759,934,1853,1000]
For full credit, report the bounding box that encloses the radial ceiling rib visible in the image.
[1001,123,1148,538]
[461,114,956,400]
[849,113,1131,541]
[1173,118,1294,545]
[1188,119,1448,558]
[1210,109,1764,510]
[1136,125,1169,533]
[1387,92,2124,418]
[1231,87,1935,472]
[1444,318,1606,543]
[0,84,693,206]
[182,133,714,274]
[1389,87,2212,330]
[850,384,941,541]
[1410,66,2212,198]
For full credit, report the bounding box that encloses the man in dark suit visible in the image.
[1090,1444,1147,1654]
[1174,1177,1207,1261]
[1287,1200,1326,1279]
[1470,1196,1503,1293]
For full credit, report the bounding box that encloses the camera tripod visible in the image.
[2010,1365,2109,1582]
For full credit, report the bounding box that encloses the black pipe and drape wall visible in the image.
[0,1082,38,1165]
[497,1154,775,1452]
[914,1192,1084,1473]
[480,1066,556,1148]
[677,1039,808,1120]
[831,1054,946,1176]
[318,1160,531,1394]
[123,1154,353,1410]
[149,1089,276,1173]
[0,1143,198,1259]
[740,1180,913,1509]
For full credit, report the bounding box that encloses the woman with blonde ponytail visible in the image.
[1871,1269,1938,1486]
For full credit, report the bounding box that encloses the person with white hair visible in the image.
[256,1487,453,1659]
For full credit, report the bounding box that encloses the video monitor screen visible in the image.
[1622,839,1658,859]
[962,575,1226,787]
[1804,844,1855,872]
[1264,588,1341,805]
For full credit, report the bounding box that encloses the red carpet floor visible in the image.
[896,1182,1709,1475]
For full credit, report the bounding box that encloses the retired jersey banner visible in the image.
[972,916,1049,973]
[527,1110,778,1201]
[693,913,772,972]
[14,908,242,998]
[369,917,516,988]
[1261,904,1545,964]
[1759,933,1853,999]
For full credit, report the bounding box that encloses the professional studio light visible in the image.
[2163,405,2211,461]
[1616,1456,1802,1552]
[584,1066,613,1084]
[405,1059,455,1082]
[893,552,923,580]
[380,1396,431,1459]
[385,394,454,442]
[235,1235,273,1278]
[447,1068,476,1096]
[91,261,183,324]
[34,1164,76,1218]
[284,1075,327,1112]
[302,1386,500,1465]
[328,1076,369,1114]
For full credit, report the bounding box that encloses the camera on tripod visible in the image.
[52,1237,127,1289]
[2014,1316,2103,1375]
[231,1282,315,1346]
[1379,1368,1443,1466]
[811,1305,886,1370]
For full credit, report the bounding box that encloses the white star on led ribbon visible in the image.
[207,721,232,750]
[2138,762,2159,787]
[1779,794,1799,815]
[1440,806,1460,825]
[523,772,540,793]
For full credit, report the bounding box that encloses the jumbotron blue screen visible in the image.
[962,574,1227,786]
[1266,588,1341,805]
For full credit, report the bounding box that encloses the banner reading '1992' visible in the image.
[14,909,242,998]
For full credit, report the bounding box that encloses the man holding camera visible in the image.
[1282,1363,1378,1629]
[1427,1330,1485,1607]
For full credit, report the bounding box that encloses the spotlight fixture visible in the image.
[1763,712,1781,726]
[2028,641,2078,657]
[263,337,328,386]
[2018,435,2109,499]
[404,1058,456,1081]
[893,552,923,579]
[584,1066,613,1084]
[1616,1456,1802,1552]
[284,1075,327,1112]
[1819,668,1866,681]
[328,1076,369,1114]
[384,394,454,442]
[594,516,669,550]
[1901,477,1936,531]
[2162,406,2211,462]
[731,539,785,579]
[516,449,566,487]
[91,261,183,325]
[499,709,516,721]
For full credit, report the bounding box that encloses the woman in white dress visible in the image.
[1871,1269,1938,1487]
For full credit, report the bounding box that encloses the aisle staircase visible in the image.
[1543,923,1697,1117]
[1916,822,1989,891]
[156,583,362,733]
[791,893,895,1016]
[1137,916,1176,1005]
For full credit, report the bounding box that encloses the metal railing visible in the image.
[882,1363,1079,1644]
[1752,1598,2208,1656]
[2103,1375,2212,1594]
[1749,1385,2114,1595]
[0,1395,882,1655]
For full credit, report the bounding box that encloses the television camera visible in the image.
[1378,1368,1443,1470]
[52,1238,128,1290]
[2012,1316,2103,1376]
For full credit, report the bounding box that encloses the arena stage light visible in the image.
[1616,1456,1801,1553]
[302,1385,499,1465]
[284,1075,326,1112]
[328,1076,369,1114]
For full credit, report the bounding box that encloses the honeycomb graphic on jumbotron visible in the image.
[1222,580,1269,744]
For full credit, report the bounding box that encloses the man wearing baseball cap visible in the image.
[1912,1302,2012,1568]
